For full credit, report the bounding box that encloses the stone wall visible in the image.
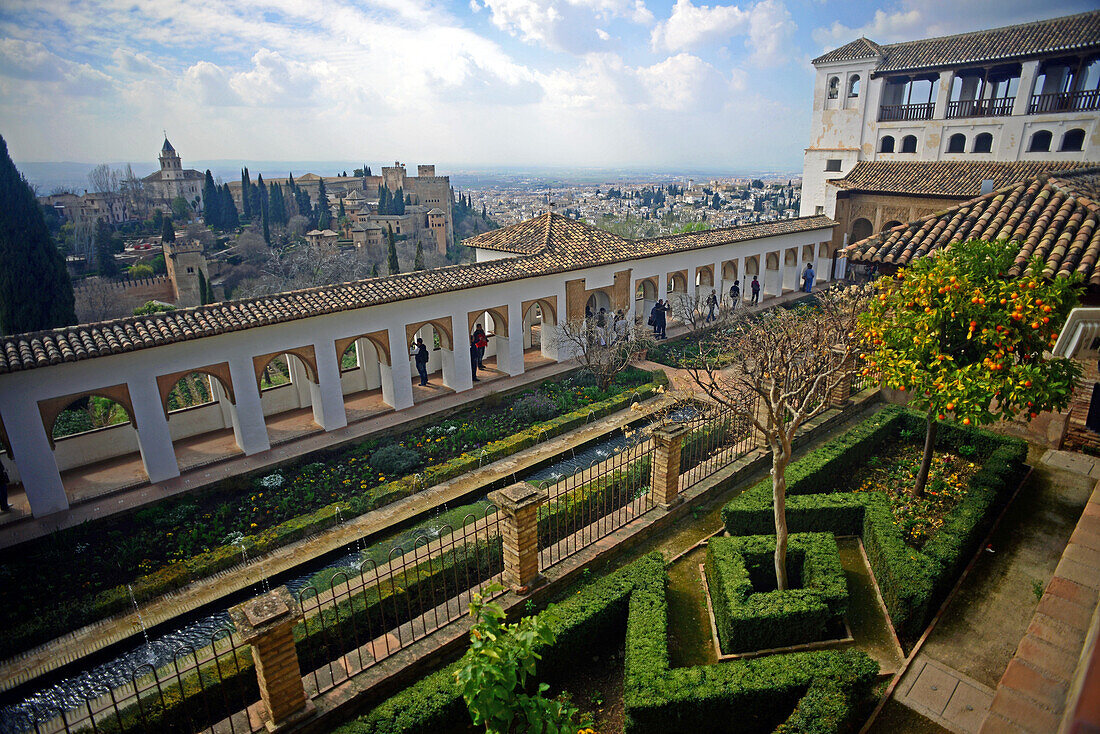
[74,276,175,322]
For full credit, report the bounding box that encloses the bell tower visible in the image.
[159,136,182,184]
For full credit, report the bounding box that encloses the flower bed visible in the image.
[0,368,666,661]
[705,533,848,654]
[721,406,1027,643]
[337,553,878,734]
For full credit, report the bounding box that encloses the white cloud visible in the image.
[596,28,611,41]
[650,0,793,64]
[812,9,923,49]
[111,49,168,76]
[470,0,482,11]
[482,0,653,52]
[181,61,242,107]
[0,38,113,95]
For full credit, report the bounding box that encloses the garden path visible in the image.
[869,447,1097,734]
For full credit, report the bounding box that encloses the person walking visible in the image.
[750,276,761,305]
[802,263,815,293]
[413,337,429,386]
[470,338,481,382]
[650,301,662,336]
[704,289,718,323]
[472,323,488,369]
[729,279,741,311]
[655,299,670,339]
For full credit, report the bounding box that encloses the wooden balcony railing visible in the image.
[878,102,934,122]
[945,96,1015,118]
[1028,89,1100,114]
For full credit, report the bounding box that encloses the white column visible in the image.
[498,300,525,376]
[228,357,271,455]
[385,327,414,409]
[442,316,473,392]
[816,245,831,284]
[309,341,348,431]
[932,72,951,120]
[356,339,382,390]
[287,355,311,408]
[1,402,69,516]
[658,273,668,302]
[686,267,697,300]
[1014,60,1040,116]
[127,378,180,483]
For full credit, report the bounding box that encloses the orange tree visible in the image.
[859,239,1080,497]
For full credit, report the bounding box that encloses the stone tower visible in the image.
[427,208,448,255]
[159,137,183,185]
[164,239,208,307]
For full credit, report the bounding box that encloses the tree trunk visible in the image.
[772,454,789,591]
[912,411,938,498]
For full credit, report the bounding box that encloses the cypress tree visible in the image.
[221,185,239,229]
[395,187,405,215]
[413,241,424,271]
[270,183,286,225]
[198,269,211,305]
[202,170,221,229]
[371,263,379,277]
[386,225,399,274]
[161,216,175,243]
[0,135,76,334]
[95,219,118,277]
[317,178,331,229]
[366,166,372,176]
[338,198,346,219]
[241,168,252,220]
[261,197,270,244]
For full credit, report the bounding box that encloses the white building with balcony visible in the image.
[801,11,1100,218]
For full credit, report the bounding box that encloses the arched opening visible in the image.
[258,354,293,390]
[745,256,759,276]
[763,252,781,298]
[851,218,873,243]
[947,133,966,153]
[1061,128,1086,152]
[827,76,839,100]
[668,272,688,294]
[51,395,133,441]
[881,220,903,232]
[585,290,612,319]
[848,75,860,98]
[900,135,918,153]
[1028,130,1052,152]
[973,132,993,153]
[765,253,779,270]
[880,136,895,153]
[695,266,714,288]
[636,278,658,325]
[522,298,557,365]
[158,369,243,469]
[335,333,388,419]
[340,342,359,371]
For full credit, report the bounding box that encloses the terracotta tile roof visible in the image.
[0,212,833,374]
[812,37,884,64]
[830,160,1100,198]
[846,168,1100,286]
[814,11,1100,75]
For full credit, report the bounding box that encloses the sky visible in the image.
[0,0,1095,172]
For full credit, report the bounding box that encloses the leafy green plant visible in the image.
[370,444,423,476]
[1032,579,1045,601]
[455,588,588,734]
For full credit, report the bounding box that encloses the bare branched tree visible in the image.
[685,284,870,590]
[667,289,725,332]
[88,164,120,196]
[554,314,655,390]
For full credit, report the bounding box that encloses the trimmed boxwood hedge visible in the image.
[40,372,668,665]
[705,533,847,654]
[337,553,878,734]
[721,406,1027,642]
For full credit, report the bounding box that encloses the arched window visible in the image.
[1029,130,1052,152]
[880,136,895,153]
[973,133,993,153]
[1061,128,1086,152]
[901,135,918,153]
[851,218,873,243]
[947,134,966,153]
[848,75,861,98]
[827,76,839,100]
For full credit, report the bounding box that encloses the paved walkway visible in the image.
[872,448,1099,734]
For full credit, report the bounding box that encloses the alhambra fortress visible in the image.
[3,10,1100,734]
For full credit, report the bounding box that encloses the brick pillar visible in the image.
[650,422,690,509]
[829,356,854,407]
[229,586,313,731]
[488,482,547,594]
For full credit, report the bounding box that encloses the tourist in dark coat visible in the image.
[473,324,488,369]
[654,299,670,339]
[414,338,429,386]
[750,276,761,305]
[470,338,481,382]
[729,280,741,310]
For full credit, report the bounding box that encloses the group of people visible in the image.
[585,306,629,347]
[411,323,492,387]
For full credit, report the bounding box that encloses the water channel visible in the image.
[1,405,699,731]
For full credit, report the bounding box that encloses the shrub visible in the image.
[705,534,847,654]
[370,444,423,476]
[511,391,558,424]
[721,406,1026,642]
